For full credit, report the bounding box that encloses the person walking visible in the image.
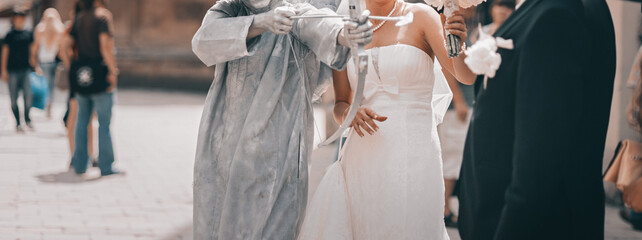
[63,0,120,176]
[620,45,642,231]
[60,1,97,169]
[2,11,36,132]
[31,8,65,118]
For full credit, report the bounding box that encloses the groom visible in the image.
[458,0,615,239]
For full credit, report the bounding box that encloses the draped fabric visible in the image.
[432,60,453,125]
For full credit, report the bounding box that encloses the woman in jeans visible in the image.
[1,11,35,132]
[62,0,120,176]
[31,8,65,118]
[61,2,97,168]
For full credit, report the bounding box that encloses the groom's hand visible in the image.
[338,10,373,48]
[346,107,387,137]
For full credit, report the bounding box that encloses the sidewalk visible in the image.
[0,85,640,239]
[0,86,202,240]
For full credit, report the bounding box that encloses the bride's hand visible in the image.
[345,107,388,137]
[444,10,468,43]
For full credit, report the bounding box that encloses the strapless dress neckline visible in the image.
[366,43,433,64]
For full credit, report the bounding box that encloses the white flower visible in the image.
[464,25,513,89]
[464,35,501,78]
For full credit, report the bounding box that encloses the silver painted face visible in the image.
[242,0,272,12]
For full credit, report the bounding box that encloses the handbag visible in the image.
[30,72,48,110]
[69,59,109,95]
[604,139,642,211]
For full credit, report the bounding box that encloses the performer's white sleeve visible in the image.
[291,5,351,70]
[192,0,260,66]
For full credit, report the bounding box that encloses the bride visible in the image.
[298,0,475,239]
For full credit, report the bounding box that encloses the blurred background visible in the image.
[0,0,640,239]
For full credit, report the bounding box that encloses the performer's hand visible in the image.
[1,72,7,83]
[258,6,296,35]
[338,10,373,48]
[444,10,468,43]
[345,107,387,137]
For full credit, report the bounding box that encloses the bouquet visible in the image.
[424,0,487,57]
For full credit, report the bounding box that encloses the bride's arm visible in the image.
[332,69,387,137]
[415,5,476,85]
[332,69,353,125]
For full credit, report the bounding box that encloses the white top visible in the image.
[38,38,58,63]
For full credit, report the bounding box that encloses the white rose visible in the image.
[464,37,502,78]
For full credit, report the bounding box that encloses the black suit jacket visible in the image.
[457,0,616,239]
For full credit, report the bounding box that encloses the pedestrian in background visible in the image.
[60,1,97,169]
[627,45,642,133]
[31,8,65,118]
[56,0,98,169]
[1,11,35,132]
[620,45,642,231]
[481,0,514,35]
[436,5,479,228]
[63,0,120,176]
[438,70,474,228]
[469,0,515,43]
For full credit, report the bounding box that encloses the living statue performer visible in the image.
[190,0,373,238]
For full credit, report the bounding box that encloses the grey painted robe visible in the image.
[191,1,350,239]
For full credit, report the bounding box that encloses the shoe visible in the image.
[25,122,34,131]
[444,213,458,228]
[16,125,25,133]
[101,169,125,177]
[620,208,642,231]
[620,208,632,223]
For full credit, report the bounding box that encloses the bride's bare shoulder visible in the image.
[404,3,441,28]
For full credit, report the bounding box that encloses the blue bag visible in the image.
[30,72,48,110]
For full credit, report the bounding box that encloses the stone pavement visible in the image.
[0,85,641,239]
[0,86,202,240]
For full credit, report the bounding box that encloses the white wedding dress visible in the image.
[298,44,452,240]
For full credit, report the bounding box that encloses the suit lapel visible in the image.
[493,0,541,37]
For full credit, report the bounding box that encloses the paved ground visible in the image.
[0,85,641,239]
[0,87,201,240]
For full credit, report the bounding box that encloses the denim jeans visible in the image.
[71,91,114,174]
[40,62,57,101]
[8,69,32,125]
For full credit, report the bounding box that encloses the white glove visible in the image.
[338,10,374,48]
[256,6,297,35]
